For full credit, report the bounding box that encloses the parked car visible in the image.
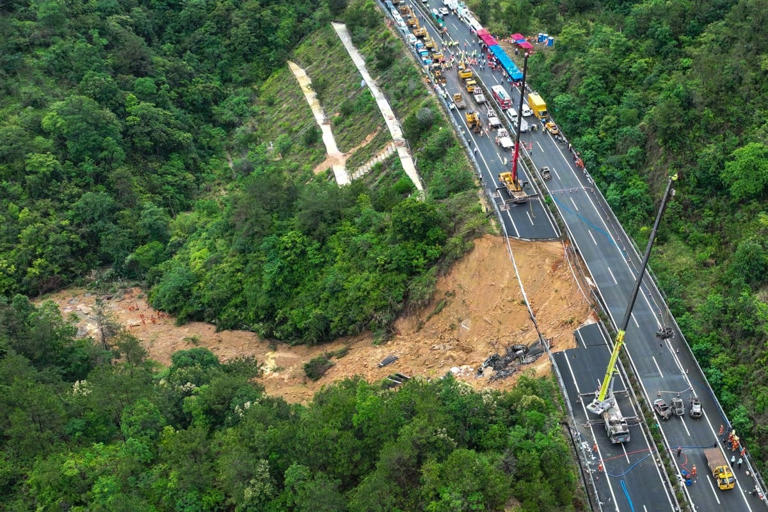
[689,396,703,418]
[671,396,685,416]
[439,7,450,16]
[653,398,672,420]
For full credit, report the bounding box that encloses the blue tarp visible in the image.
[489,44,523,81]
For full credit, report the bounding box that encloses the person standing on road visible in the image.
[738,457,743,469]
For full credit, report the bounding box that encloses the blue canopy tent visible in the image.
[488,44,523,81]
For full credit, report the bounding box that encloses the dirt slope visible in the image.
[42,235,592,402]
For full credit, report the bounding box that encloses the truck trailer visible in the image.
[704,448,735,491]
[527,92,548,120]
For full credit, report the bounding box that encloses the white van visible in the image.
[505,108,518,124]
[522,104,533,117]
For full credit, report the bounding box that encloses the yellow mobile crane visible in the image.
[586,175,677,443]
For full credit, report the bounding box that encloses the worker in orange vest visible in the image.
[691,465,697,478]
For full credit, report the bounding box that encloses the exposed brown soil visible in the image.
[312,128,382,175]
[41,235,592,403]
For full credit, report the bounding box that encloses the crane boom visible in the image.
[587,175,676,416]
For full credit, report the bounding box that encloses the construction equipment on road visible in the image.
[495,128,513,150]
[453,93,466,109]
[424,37,435,49]
[413,27,427,38]
[602,403,631,443]
[464,78,477,93]
[704,448,735,491]
[457,62,472,80]
[465,111,481,133]
[586,176,677,444]
[431,63,446,84]
[506,51,531,205]
[407,15,418,27]
[497,170,528,204]
[527,92,548,119]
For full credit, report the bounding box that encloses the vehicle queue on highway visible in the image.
[380,0,768,510]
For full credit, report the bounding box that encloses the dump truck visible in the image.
[495,128,513,150]
[465,111,481,133]
[413,27,427,38]
[704,448,735,491]
[527,92,548,120]
[453,93,466,109]
[457,63,472,80]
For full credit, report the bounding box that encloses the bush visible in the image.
[304,355,334,381]
[302,126,320,146]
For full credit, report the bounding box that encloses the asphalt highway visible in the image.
[404,1,768,510]
[555,323,674,511]
[390,2,559,240]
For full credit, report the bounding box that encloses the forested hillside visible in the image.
[469,0,768,468]
[0,0,323,295]
[0,297,581,511]
[0,0,483,344]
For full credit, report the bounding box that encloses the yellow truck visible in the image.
[464,79,477,93]
[704,448,735,491]
[527,92,548,120]
[457,62,472,80]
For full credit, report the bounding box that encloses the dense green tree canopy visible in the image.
[0,298,581,511]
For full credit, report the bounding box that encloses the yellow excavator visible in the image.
[465,111,481,133]
[586,176,677,443]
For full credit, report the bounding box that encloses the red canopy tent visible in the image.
[510,33,525,41]
[477,28,490,37]
[518,41,533,50]
[480,33,498,46]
